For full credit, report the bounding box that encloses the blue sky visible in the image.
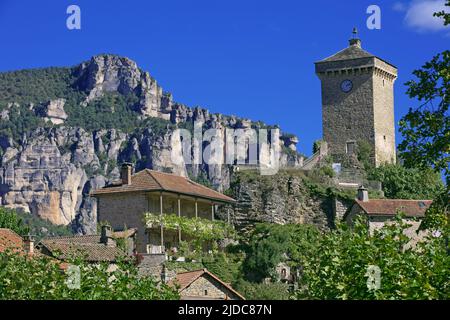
[0,0,448,156]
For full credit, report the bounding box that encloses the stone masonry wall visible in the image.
[319,68,375,159]
[373,59,397,165]
[181,275,241,300]
[97,192,149,253]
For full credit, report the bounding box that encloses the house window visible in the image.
[204,290,208,296]
[346,141,356,155]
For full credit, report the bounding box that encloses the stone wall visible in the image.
[98,192,149,252]
[181,275,242,300]
[333,197,352,222]
[373,59,397,166]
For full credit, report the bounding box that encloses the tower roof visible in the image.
[315,31,397,70]
[317,43,374,63]
[316,36,375,63]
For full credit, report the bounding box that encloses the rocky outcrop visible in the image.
[0,54,305,234]
[35,99,68,125]
[223,171,334,234]
[74,54,164,117]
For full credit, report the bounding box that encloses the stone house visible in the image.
[37,225,134,267]
[345,186,432,238]
[0,228,68,268]
[169,268,244,300]
[0,228,35,255]
[90,164,236,254]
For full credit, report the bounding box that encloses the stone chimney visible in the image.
[100,225,115,247]
[121,162,133,185]
[357,185,369,202]
[23,234,34,255]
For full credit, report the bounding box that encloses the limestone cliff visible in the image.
[0,54,304,233]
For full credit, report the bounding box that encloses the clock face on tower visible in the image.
[340,80,353,93]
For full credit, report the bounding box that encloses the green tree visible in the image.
[0,207,29,236]
[296,217,450,300]
[368,164,444,199]
[242,223,320,282]
[0,252,179,300]
[234,280,291,300]
[398,3,449,185]
[434,0,450,26]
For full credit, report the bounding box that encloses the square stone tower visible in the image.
[315,32,397,166]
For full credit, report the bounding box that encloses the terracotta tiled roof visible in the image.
[355,199,433,217]
[40,235,127,263]
[0,228,62,265]
[0,228,23,253]
[90,169,236,203]
[170,268,245,300]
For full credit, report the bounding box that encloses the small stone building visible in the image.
[345,187,432,238]
[169,268,244,300]
[38,226,134,266]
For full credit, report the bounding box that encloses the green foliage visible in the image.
[0,207,30,236]
[357,140,374,170]
[202,251,244,284]
[0,68,78,107]
[318,165,335,178]
[433,0,450,26]
[399,49,449,185]
[0,206,73,240]
[312,140,324,154]
[420,189,449,232]
[234,279,291,300]
[0,252,179,300]
[65,93,140,133]
[143,213,236,241]
[368,164,444,199]
[0,104,46,140]
[242,223,321,282]
[296,216,450,300]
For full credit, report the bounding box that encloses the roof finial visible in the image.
[349,27,362,48]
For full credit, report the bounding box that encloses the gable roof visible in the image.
[355,199,433,218]
[39,235,127,263]
[90,169,236,203]
[0,228,23,253]
[170,268,245,300]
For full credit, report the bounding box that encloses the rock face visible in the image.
[222,171,334,234]
[35,99,68,125]
[0,54,304,234]
[75,55,164,118]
